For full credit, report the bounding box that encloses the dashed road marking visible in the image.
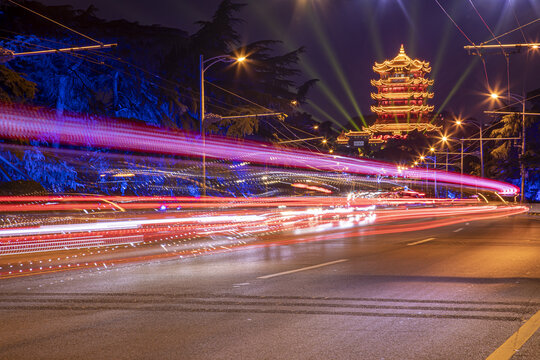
[257,259,348,279]
[453,228,463,233]
[407,238,436,246]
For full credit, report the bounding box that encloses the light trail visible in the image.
[0,204,527,278]
[0,104,519,195]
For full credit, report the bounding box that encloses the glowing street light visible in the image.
[455,118,485,178]
[489,92,527,202]
[199,54,246,196]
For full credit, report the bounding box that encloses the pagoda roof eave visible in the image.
[371,92,434,100]
[371,105,435,113]
[371,78,434,86]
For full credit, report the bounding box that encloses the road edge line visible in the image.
[486,310,540,360]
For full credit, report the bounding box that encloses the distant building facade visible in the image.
[335,45,441,156]
[369,44,440,136]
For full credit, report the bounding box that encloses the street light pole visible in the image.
[521,94,526,203]
[199,55,206,197]
[433,153,437,197]
[490,92,526,202]
[460,140,464,198]
[479,122,484,178]
[199,54,246,197]
[456,118,484,178]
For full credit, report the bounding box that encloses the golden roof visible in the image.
[371,78,434,87]
[345,130,371,136]
[336,133,349,144]
[370,104,434,113]
[371,92,434,100]
[367,123,441,134]
[373,45,431,74]
[336,130,372,144]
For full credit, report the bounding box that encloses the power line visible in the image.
[6,0,103,45]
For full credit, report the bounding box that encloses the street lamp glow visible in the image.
[441,136,448,143]
[236,56,246,62]
[420,155,425,161]
[322,139,327,144]
[490,93,499,100]
[430,147,435,152]
[456,119,462,125]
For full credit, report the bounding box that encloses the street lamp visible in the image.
[455,118,484,178]
[490,92,526,203]
[441,136,449,172]
[419,154,437,197]
[199,54,246,196]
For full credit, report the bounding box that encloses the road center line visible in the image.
[257,259,348,279]
[407,237,436,246]
[453,228,463,233]
[486,310,540,360]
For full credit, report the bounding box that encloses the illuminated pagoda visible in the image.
[369,44,440,136]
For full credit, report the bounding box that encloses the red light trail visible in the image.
[0,103,519,195]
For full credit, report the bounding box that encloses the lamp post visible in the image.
[490,92,526,203]
[455,118,484,178]
[420,154,437,198]
[199,54,245,197]
[441,136,449,172]
[427,149,438,197]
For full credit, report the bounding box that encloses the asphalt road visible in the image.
[0,214,539,359]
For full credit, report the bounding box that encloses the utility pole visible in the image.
[521,96,526,203]
[479,122,484,178]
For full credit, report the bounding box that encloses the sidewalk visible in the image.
[529,203,540,215]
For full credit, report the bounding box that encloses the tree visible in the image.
[0,64,36,103]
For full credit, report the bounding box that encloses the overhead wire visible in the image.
[481,18,540,45]
[5,0,103,45]
[467,0,512,100]
[433,0,491,90]
[2,3,321,145]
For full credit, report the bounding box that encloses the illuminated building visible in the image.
[336,130,383,155]
[369,44,440,136]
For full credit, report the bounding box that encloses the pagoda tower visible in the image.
[369,44,440,136]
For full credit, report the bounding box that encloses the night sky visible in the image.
[40,0,540,128]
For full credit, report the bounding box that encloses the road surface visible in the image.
[0,213,539,359]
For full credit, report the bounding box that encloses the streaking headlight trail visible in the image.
[0,103,519,195]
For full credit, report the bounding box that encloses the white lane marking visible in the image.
[407,237,436,246]
[233,283,250,287]
[257,259,348,279]
[453,227,463,233]
[486,310,540,360]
